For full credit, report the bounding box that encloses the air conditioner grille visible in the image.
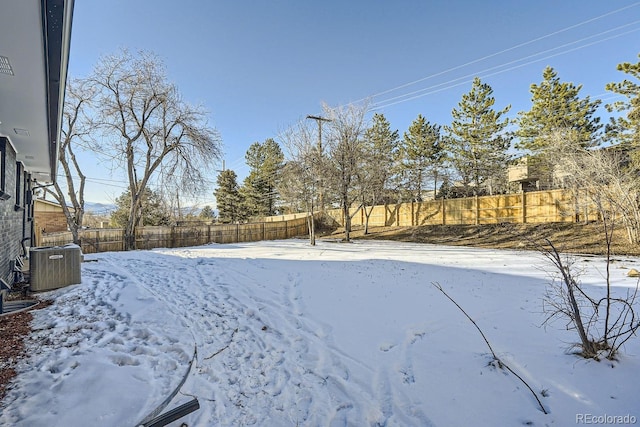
[0,56,14,76]
[30,245,82,291]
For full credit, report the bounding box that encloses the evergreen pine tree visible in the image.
[605,54,640,151]
[363,113,399,199]
[445,77,511,196]
[360,113,399,232]
[516,66,602,154]
[215,169,243,223]
[110,188,171,227]
[401,114,443,201]
[240,139,284,217]
[198,205,216,221]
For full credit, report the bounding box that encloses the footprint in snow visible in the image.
[379,342,396,352]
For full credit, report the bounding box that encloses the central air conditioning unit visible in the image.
[29,244,82,291]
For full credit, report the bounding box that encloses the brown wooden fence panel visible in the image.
[323,209,343,225]
[167,225,210,248]
[40,231,74,248]
[80,229,124,253]
[239,223,264,243]
[134,226,170,250]
[265,221,288,240]
[39,217,311,254]
[383,204,400,226]
[323,189,594,228]
[286,217,308,238]
[210,224,239,244]
[363,205,387,227]
[414,200,444,226]
[365,205,381,226]
[443,197,475,225]
[398,203,413,226]
[295,217,309,236]
[524,189,574,223]
[478,193,523,224]
[261,213,310,222]
[39,189,600,255]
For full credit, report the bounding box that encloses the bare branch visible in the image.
[432,282,548,414]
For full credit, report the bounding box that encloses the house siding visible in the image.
[34,200,69,233]
[35,211,68,233]
[0,141,32,284]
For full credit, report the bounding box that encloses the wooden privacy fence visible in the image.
[324,189,599,227]
[39,189,599,253]
[39,217,310,254]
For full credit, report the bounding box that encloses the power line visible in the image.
[373,20,640,108]
[372,25,640,110]
[361,2,640,103]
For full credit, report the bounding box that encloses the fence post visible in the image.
[384,204,388,226]
[411,201,415,226]
[34,223,42,246]
[236,224,239,243]
[521,190,526,224]
[475,195,479,225]
[442,198,446,225]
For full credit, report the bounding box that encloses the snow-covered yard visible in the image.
[1,239,639,426]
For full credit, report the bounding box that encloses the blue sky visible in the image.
[67,0,640,207]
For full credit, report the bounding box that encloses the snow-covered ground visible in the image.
[1,239,640,426]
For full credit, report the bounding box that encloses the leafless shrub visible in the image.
[538,237,640,360]
[537,131,640,359]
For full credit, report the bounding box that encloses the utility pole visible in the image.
[306,115,331,154]
[176,189,182,221]
[306,115,331,212]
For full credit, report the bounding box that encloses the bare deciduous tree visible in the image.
[324,102,370,242]
[88,49,222,250]
[45,78,95,244]
[279,120,323,245]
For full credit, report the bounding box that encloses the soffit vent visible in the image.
[0,56,14,76]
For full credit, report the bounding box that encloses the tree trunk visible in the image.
[364,205,374,235]
[124,192,140,251]
[307,201,316,246]
[343,201,351,242]
[124,219,136,251]
[551,244,597,357]
[433,171,439,200]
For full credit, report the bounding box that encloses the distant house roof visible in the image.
[35,198,74,212]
